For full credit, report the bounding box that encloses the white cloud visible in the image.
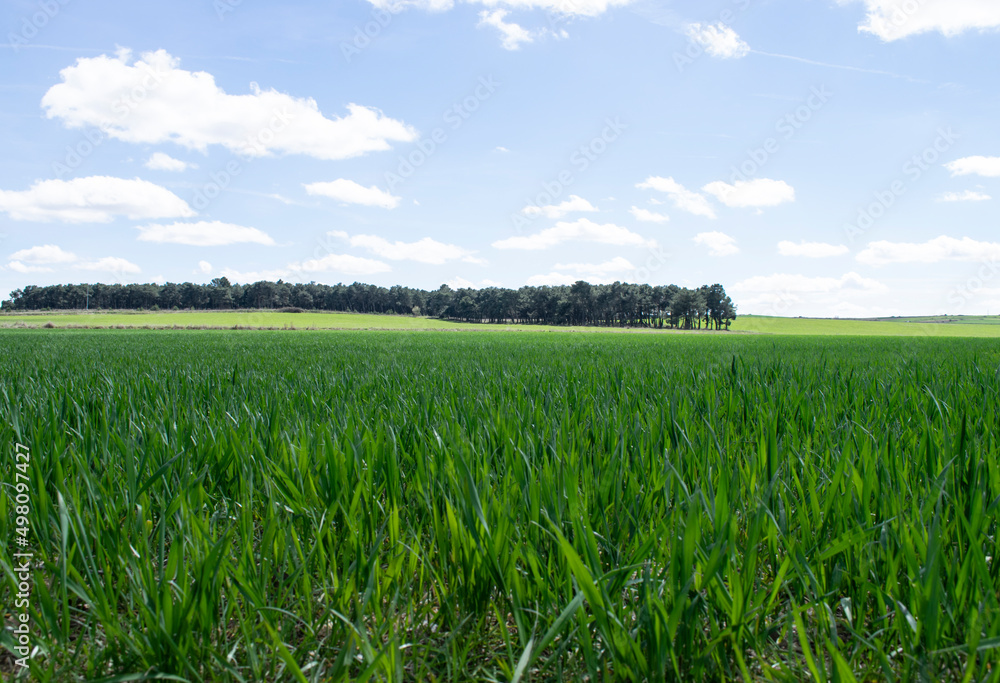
[330,230,484,264]
[198,260,213,274]
[144,152,194,172]
[492,218,656,250]
[849,0,1000,41]
[0,176,195,223]
[77,256,141,274]
[494,146,510,153]
[522,195,598,219]
[701,178,795,208]
[291,253,392,276]
[636,176,716,218]
[777,241,850,258]
[304,179,401,209]
[448,276,476,289]
[366,0,455,10]
[478,10,537,50]
[4,244,140,276]
[685,22,750,58]
[738,272,886,294]
[527,257,636,286]
[367,0,631,18]
[936,190,992,202]
[220,253,392,284]
[8,244,77,264]
[220,267,295,283]
[856,236,1000,265]
[629,206,669,223]
[447,276,502,289]
[693,231,739,256]
[7,261,53,274]
[944,156,1000,178]
[136,221,276,246]
[733,271,886,311]
[42,49,417,160]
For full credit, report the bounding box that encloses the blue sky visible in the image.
[1,0,999,316]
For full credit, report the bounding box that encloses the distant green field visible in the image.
[2,330,998,681]
[734,315,1000,337]
[0,310,470,330]
[6,309,1000,337]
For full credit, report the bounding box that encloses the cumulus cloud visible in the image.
[9,244,77,265]
[136,221,276,246]
[0,176,194,223]
[77,256,141,274]
[5,244,139,275]
[367,0,632,17]
[701,178,795,208]
[693,231,739,256]
[7,261,53,274]
[733,271,886,311]
[936,190,991,202]
[329,230,484,264]
[197,260,213,274]
[42,49,417,160]
[144,152,194,172]
[492,218,656,250]
[478,10,539,50]
[636,176,716,218]
[856,236,1000,265]
[291,253,392,276]
[527,257,636,286]
[944,156,1000,178]
[521,195,598,219]
[304,179,401,209]
[777,241,850,258]
[848,0,1000,41]
[447,276,503,289]
[221,254,392,284]
[629,206,669,223]
[684,22,750,58]
[220,268,297,284]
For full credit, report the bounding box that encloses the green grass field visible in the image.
[734,315,1000,337]
[7,309,1000,337]
[1,330,999,681]
[0,310,471,331]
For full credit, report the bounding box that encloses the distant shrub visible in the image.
[278,307,305,313]
[43,321,56,328]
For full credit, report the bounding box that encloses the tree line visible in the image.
[2,279,737,329]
